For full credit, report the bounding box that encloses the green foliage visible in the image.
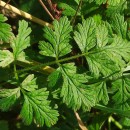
[0,50,14,67]
[0,14,13,43]
[0,88,20,111]
[1,0,130,129]
[39,17,72,58]
[60,63,96,111]
[11,20,31,60]
[21,88,59,127]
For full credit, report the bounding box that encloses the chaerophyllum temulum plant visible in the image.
[1,0,130,129]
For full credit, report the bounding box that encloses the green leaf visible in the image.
[95,104,130,118]
[112,77,130,110]
[108,0,123,6]
[21,74,38,91]
[0,88,20,111]
[74,17,96,53]
[20,88,59,127]
[96,24,108,47]
[121,117,130,126]
[111,13,127,39]
[11,20,31,59]
[39,17,72,58]
[58,3,79,16]
[106,1,127,17]
[0,14,13,43]
[48,69,61,88]
[94,82,109,105]
[104,36,130,66]
[85,0,123,5]
[60,63,96,111]
[87,52,117,77]
[0,50,14,67]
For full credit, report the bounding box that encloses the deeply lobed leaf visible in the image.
[11,20,31,60]
[39,17,72,58]
[59,63,96,111]
[74,17,96,53]
[112,77,130,110]
[20,88,59,127]
[0,14,13,43]
[0,88,20,111]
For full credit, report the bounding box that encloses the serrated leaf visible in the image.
[60,63,96,111]
[96,24,108,47]
[104,36,130,65]
[74,17,96,53]
[106,1,127,17]
[39,17,72,58]
[95,82,109,105]
[112,77,130,110]
[85,0,122,5]
[0,14,13,43]
[48,69,61,88]
[11,20,31,59]
[21,74,38,91]
[111,13,127,39]
[108,0,123,6]
[0,88,20,111]
[20,88,59,127]
[0,50,14,67]
[87,52,117,77]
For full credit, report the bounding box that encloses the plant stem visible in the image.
[0,0,52,27]
[109,116,122,129]
[74,111,88,130]
[13,62,19,80]
[71,0,82,25]
[17,52,87,74]
[38,0,54,20]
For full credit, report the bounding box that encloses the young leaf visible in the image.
[74,17,96,53]
[21,74,38,91]
[0,88,20,111]
[20,88,59,127]
[0,50,14,67]
[111,13,127,39]
[11,20,31,59]
[39,17,72,58]
[112,77,130,110]
[0,14,13,43]
[60,63,96,111]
